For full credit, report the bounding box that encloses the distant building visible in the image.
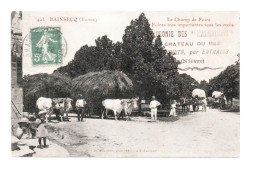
[11,11,23,119]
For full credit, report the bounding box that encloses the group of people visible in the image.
[14,95,207,149]
[15,111,48,149]
[37,94,207,124]
[149,95,207,121]
[52,98,72,122]
[54,94,87,122]
[14,95,87,151]
[149,96,178,121]
[50,96,86,122]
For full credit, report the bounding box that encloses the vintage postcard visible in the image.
[11,11,240,157]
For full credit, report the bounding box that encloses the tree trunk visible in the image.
[139,97,142,116]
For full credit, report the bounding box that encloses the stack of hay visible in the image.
[72,70,134,102]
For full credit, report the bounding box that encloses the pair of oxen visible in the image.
[36,97,72,122]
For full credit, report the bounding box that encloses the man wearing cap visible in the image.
[149,96,161,121]
[76,94,86,121]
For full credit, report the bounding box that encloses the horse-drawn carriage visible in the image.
[191,89,207,112]
[211,91,226,109]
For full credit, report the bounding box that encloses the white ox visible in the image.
[102,98,138,120]
[59,98,73,120]
[36,97,54,121]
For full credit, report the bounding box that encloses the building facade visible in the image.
[11,11,23,119]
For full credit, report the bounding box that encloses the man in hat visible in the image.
[76,94,87,121]
[16,117,32,139]
[149,96,161,121]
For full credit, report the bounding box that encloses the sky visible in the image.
[22,11,240,82]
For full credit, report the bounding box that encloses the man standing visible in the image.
[149,96,161,121]
[169,100,177,117]
[192,96,199,112]
[202,98,207,112]
[53,100,61,121]
[180,97,186,114]
[76,94,86,121]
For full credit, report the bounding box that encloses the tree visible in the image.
[54,35,122,78]
[175,73,198,99]
[122,13,155,74]
[121,13,180,102]
[208,57,240,104]
[218,63,240,101]
[199,80,210,96]
[94,36,122,71]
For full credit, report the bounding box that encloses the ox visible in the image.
[59,98,73,121]
[102,98,138,120]
[36,97,54,122]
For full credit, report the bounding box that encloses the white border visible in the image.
[1,0,259,171]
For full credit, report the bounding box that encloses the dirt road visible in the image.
[47,108,239,157]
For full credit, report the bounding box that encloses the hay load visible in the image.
[192,88,206,98]
[71,70,133,102]
[212,91,223,98]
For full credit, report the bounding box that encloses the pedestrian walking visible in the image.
[76,94,86,121]
[149,96,160,121]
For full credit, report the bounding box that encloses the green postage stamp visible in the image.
[30,27,62,65]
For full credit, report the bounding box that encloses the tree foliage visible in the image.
[121,13,180,102]
[198,80,210,96]
[208,59,240,102]
[54,36,122,78]
[175,73,199,98]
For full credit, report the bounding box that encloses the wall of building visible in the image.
[11,11,23,120]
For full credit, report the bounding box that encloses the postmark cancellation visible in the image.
[30,27,63,65]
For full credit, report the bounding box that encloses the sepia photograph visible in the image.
[11,11,240,157]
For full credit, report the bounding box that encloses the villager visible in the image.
[16,117,32,139]
[76,94,86,121]
[169,100,177,117]
[36,111,48,149]
[149,96,161,121]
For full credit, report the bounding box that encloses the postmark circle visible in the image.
[23,26,67,66]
